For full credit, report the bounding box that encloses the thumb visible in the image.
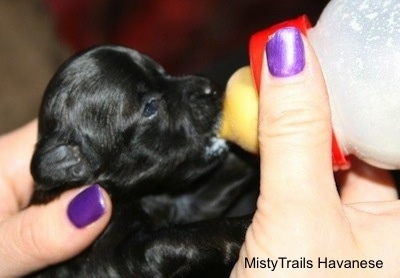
[0,184,111,277]
[258,27,339,207]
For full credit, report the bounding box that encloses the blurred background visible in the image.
[0,0,329,134]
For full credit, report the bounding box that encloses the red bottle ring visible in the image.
[249,15,350,170]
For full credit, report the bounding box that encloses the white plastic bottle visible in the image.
[219,0,400,170]
[308,0,400,169]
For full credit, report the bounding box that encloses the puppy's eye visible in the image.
[143,98,159,118]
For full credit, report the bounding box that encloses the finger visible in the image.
[346,200,400,215]
[0,185,111,277]
[336,156,397,204]
[0,120,37,209]
[258,27,338,207]
[345,201,400,272]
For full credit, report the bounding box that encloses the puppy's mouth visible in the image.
[203,110,228,161]
[205,136,228,160]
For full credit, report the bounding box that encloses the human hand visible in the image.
[0,120,112,276]
[231,27,399,277]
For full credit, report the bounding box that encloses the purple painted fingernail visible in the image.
[67,184,106,228]
[266,27,305,77]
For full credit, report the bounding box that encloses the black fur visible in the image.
[29,45,255,277]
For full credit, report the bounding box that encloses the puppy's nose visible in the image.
[192,77,221,98]
[177,75,222,100]
[203,83,219,96]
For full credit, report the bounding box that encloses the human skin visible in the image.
[0,120,112,277]
[231,28,399,277]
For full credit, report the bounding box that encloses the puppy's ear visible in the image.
[31,143,91,189]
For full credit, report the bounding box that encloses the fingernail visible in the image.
[67,184,106,228]
[266,27,305,77]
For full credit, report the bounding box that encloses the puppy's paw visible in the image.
[31,144,91,189]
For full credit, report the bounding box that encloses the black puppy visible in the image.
[29,45,255,277]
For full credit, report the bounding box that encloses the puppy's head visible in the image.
[31,45,227,199]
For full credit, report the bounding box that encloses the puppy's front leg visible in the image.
[141,153,256,226]
[137,215,252,278]
[177,153,256,221]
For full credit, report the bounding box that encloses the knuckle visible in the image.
[259,101,330,142]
